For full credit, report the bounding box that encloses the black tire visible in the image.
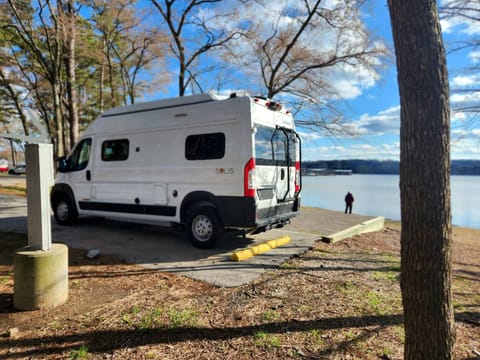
[52,194,78,226]
[185,206,224,249]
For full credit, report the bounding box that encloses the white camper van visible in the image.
[51,93,302,248]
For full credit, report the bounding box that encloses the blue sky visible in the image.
[300,1,480,161]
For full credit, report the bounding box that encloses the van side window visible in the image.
[68,138,92,171]
[185,133,225,160]
[102,139,129,161]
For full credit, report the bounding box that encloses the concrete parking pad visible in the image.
[0,194,383,287]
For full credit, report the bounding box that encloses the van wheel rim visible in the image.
[192,215,213,241]
[57,202,70,221]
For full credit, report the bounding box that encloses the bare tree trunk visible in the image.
[107,53,117,108]
[63,0,80,150]
[53,82,64,157]
[8,139,16,166]
[99,48,105,113]
[388,0,455,359]
[179,48,186,96]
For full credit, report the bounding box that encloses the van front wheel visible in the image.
[186,207,224,249]
[53,195,78,226]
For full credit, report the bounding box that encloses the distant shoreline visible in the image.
[303,159,480,176]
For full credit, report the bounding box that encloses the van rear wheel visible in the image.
[53,194,78,226]
[186,206,224,249]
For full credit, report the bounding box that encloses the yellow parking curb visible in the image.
[231,235,291,261]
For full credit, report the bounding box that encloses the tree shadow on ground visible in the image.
[0,314,404,358]
[2,312,478,359]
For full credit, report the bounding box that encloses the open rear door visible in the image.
[253,125,301,206]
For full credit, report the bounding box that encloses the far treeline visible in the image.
[302,159,480,175]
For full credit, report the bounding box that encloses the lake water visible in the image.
[301,174,480,229]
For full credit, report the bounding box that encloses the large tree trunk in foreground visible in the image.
[388,0,455,359]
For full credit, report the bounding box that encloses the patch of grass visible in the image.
[131,305,141,314]
[393,325,405,342]
[381,346,393,357]
[367,291,383,314]
[139,308,164,330]
[71,279,82,288]
[0,185,27,197]
[366,290,401,316]
[337,281,360,294]
[452,276,480,312]
[48,321,62,330]
[253,331,282,348]
[121,307,165,329]
[121,313,134,327]
[373,267,400,282]
[167,308,198,328]
[373,254,400,282]
[337,281,401,316]
[69,345,89,359]
[346,330,358,341]
[307,329,325,346]
[262,309,281,322]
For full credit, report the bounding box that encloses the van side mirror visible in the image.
[58,156,68,173]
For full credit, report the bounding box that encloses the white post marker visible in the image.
[25,143,54,250]
[13,143,68,310]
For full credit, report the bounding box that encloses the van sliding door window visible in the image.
[185,133,225,160]
[102,139,129,161]
[68,138,92,171]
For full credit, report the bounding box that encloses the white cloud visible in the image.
[302,141,400,160]
[303,133,480,161]
[451,91,480,104]
[330,79,363,99]
[451,137,480,158]
[297,131,323,141]
[342,106,400,136]
[451,111,468,122]
[470,51,480,63]
[451,75,477,87]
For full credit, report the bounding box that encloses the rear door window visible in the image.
[255,126,289,166]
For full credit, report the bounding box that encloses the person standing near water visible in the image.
[344,192,354,214]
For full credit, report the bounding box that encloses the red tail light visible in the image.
[295,161,301,193]
[244,157,256,197]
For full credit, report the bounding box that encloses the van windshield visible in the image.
[254,125,296,166]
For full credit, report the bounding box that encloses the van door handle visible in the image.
[86,170,91,181]
[280,168,285,180]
